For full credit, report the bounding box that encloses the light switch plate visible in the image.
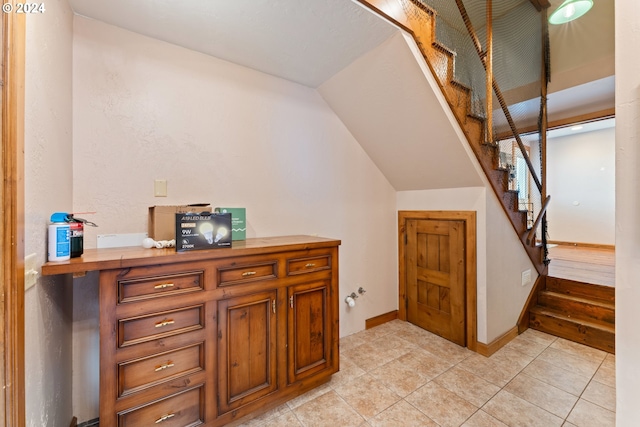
[154,179,167,197]
[25,253,38,291]
[521,269,532,287]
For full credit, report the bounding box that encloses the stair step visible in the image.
[451,79,471,93]
[432,40,456,57]
[467,113,485,123]
[538,290,615,324]
[546,276,615,303]
[530,306,615,353]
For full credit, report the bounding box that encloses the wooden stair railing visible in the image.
[527,195,550,246]
[358,0,548,274]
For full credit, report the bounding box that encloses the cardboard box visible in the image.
[175,212,232,251]
[214,207,246,240]
[148,204,212,241]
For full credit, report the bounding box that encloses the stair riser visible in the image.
[546,277,615,302]
[538,293,615,324]
[530,312,615,354]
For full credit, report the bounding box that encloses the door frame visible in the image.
[2,4,26,425]
[398,211,477,352]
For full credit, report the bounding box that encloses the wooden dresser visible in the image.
[42,235,340,427]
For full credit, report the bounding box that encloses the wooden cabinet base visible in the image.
[42,236,340,427]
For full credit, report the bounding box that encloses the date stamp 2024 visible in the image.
[2,3,45,13]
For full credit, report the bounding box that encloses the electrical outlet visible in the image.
[521,269,532,287]
[154,179,167,197]
[24,253,38,291]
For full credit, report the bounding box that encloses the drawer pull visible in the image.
[155,413,176,424]
[154,283,175,290]
[272,299,276,314]
[241,271,257,277]
[155,319,175,328]
[154,361,175,372]
[304,263,316,268]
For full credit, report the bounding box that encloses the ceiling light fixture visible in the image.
[549,0,593,25]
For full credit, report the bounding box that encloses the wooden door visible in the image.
[287,280,330,384]
[217,290,277,415]
[406,218,466,345]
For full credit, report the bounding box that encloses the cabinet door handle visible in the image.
[154,283,175,289]
[304,263,316,268]
[155,413,175,424]
[242,271,256,277]
[272,299,276,314]
[155,318,175,328]
[154,361,175,372]
[289,295,294,309]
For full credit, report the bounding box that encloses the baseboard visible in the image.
[365,310,399,329]
[475,326,518,357]
[547,240,615,250]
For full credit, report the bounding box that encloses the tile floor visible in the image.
[234,320,615,427]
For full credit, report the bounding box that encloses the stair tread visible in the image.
[540,290,615,309]
[451,80,471,93]
[467,113,486,123]
[530,306,615,332]
[432,40,456,56]
[546,276,615,301]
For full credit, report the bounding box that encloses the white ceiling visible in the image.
[67,0,397,88]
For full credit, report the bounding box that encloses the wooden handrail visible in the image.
[526,195,551,245]
[453,0,543,192]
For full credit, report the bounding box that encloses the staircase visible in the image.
[529,276,615,353]
[358,0,547,273]
[357,0,617,352]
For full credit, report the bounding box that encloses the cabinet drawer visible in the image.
[218,261,277,286]
[118,305,204,348]
[119,342,205,397]
[118,384,204,427]
[287,255,331,276]
[118,271,204,304]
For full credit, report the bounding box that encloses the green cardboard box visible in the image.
[214,207,246,241]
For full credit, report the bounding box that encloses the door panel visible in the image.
[217,290,277,414]
[287,280,330,384]
[406,219,465,345]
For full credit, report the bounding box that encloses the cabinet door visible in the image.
[287,280,331,384]
[217,290,277,414]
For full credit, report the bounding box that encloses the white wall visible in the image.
[24,1,74,426]
[397,186,536,344]
[615,1,640,424]
[483,188,537,342]
[71,16,398,420]
[546,127,615,245]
